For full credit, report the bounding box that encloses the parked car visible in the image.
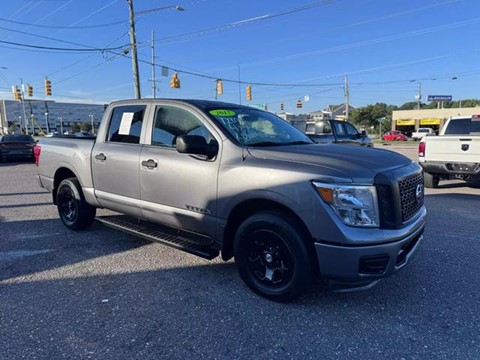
[411,128,435,141]
[35,99,426,301]
[419,115,480,188]
[0,134,36,162]
[306,119,373,147]
[382,130,408,141]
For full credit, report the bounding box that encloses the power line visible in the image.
[0,39,129,53]
[0,17,127,29]
[139,0,339,46]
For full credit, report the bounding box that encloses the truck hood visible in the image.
[247,143,412,183]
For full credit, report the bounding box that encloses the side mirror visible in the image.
[360,130,367,137]
[176,135,218,159]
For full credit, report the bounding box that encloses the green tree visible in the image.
[80,122,92,132]
[70,123,81,133]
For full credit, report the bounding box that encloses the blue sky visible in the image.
[0,0,479,113]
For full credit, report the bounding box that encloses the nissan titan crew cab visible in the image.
[35,99,426,301]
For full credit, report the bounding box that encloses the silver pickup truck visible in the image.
[36,99,426,301]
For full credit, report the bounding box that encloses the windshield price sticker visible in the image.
[210,109,236,117]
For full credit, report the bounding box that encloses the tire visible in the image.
[233,211,314,302]
[466,177,480,188]
[424,172,440,189]
[57,178,96,230]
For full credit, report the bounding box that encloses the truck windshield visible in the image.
[208,108,312,146]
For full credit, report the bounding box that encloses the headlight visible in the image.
[313,182,379,227]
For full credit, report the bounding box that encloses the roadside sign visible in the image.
[427,95,452,102]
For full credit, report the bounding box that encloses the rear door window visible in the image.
[107,105,146,144]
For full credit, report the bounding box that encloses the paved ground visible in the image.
[1,150,479,360]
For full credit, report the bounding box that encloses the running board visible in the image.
[96,215,219,260]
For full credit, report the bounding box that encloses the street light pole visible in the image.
[127,0,141,99]
[89,114,94,134]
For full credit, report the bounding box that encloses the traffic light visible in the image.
[44,77,52,96]
[170,72,180,88]
[246,85,252,101]
[280,102,284,111]
[27,84,33,97]
[13,86,22,101]
[216,80,223,95]
[265,104,268,111]
[296,99,302,108]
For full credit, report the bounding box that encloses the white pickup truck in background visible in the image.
[411,127,435,141]
[418,115,480,188]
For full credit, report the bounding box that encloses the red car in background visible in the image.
[382,130,408,141]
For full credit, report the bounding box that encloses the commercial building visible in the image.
[0,99,105,135]
[392,107,480,135]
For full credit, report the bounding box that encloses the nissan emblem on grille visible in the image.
[415,184,423,203]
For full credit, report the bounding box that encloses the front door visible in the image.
[139,104,220,238]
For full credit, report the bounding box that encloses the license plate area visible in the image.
[446,163,480,174]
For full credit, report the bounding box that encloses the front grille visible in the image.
[375,164,424,229]
[399,172,424,222]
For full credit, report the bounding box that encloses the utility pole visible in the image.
[127,0,141,99]
[89,114,94,134]
[344,73,349,121]
[20,79,30,134]
[416,82,422,110]
[151,30,156,98]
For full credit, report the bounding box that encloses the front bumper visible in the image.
[314,220,424,287]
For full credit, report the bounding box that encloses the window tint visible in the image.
[471,119,480,133]
[317,121,332,134]
[152,106,211,147]
[334,122,346,136]
[107,105,145,144]
[344,122,358,136]
[444,119,470,135]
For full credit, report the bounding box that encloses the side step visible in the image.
[96,215,219,260]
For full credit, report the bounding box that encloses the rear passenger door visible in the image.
[139,104,220,237]
[92,104,147,218]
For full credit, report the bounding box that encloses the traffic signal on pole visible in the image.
[27,84,33,97]
[13,86,22,101]
[246,85,252,101]
[296,99,302,108]
[44,77,52,96]
[280,102,284,111]
[216,80,223,95]
[265,104,268,111]
[170,72,180,88]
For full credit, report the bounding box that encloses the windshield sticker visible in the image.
[209,109,236,117]
[119,112,134,135]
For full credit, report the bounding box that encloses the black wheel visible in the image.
[57,178,96,230]
[466,177,480,188]
[424,172,440,188]
[234,211,313,302]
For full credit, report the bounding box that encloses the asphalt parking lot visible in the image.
[1,148,479,360]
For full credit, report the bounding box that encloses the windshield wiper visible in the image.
[282,140,312,145]
[245,141,282,147]
[246,140,312,147]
